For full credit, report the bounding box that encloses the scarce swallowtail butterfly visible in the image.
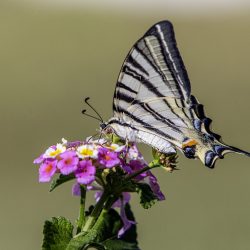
[101,20,250,168]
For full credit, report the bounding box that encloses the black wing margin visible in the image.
[190,95,250,168]
[144,20,191,99]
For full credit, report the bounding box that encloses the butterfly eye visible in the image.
[183,146,196,159]
[100,123,107,130]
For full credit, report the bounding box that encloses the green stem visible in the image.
[89,195,118,232]
[77,161,161,235]
[104,194,118,211]
[82,190,110,232]
[76,185,86,234]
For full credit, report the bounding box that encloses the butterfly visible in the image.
[101,20,250,168]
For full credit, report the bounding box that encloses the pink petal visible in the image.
[39,160,57,182]
[34,154,44,164]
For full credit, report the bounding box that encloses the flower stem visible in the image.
[104,194,118,211]
[76,185,86,234]
[82,190,109,232]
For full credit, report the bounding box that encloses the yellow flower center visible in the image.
[49,149,61,157]
[80,148,93,156]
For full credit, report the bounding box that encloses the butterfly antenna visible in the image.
[84,97,104,123]
[81,109,102,122]
[86,135,94,143]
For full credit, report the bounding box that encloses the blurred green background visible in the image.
[1,1,250,249]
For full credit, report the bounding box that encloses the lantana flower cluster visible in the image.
[34,138,121,184]
[34,138,164,199]
[34,137,165,237]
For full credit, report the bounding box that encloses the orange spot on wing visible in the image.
[182,139,198,148]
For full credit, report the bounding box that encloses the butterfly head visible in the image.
[100,122,108,131]
[100,122,116,136]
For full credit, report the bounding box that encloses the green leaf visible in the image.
[106,208,123,236]
[66,208,122,250]
[101,205,139,249]
[42,216,74,250]
[66,204,139,250]
[50,174,75,192]
[136,183,158,209]
[82,243,105,250]
[102,239,139,250]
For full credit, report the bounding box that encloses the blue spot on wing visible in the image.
[205,151,217,168]
[213,145,226,158]
[193,119,201,131]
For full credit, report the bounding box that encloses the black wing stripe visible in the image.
[109,107,176,141]
[174,99,190,120]
[116,82,138,95]
[134,43,166,82]
[115,70,189,125]
[118,64,191,127]
[121,67,165,97]
[116,91,136,104]
[143,102,186,128]
[116,92,182,132]
[126,53,150,76]
[144,35,184,99]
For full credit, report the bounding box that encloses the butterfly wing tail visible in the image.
[190,95,250,168]
[202,143,250,169]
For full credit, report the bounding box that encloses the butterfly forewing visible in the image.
[114,22,191,114]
